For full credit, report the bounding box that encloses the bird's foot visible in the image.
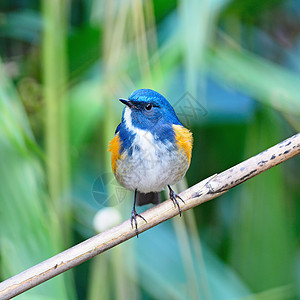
[131,209,147,238]
[168,185,185,216]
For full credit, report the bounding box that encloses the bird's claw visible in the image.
[131,209,147,238]
[168,186,185,217]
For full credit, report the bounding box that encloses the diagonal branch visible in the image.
[0,133,299,299]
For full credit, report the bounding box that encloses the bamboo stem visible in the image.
[43,0,70,233]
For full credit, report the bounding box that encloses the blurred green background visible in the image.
[1,0,300,299]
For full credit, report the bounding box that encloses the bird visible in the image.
[108,89,193,237]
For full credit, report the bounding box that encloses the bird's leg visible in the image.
[131,190,147,237]
[168,185,185,217]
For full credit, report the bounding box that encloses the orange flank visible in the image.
[108,133,122,173]
[173,124,193,165]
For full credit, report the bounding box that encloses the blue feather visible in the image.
[117,89,184,155]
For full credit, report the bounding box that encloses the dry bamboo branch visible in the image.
[0,133,299,300]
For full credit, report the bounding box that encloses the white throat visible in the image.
[123,107,135,131]
[123,107,151,137]
[123,106,155,153]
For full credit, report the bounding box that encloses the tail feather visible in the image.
[136,191,160,206]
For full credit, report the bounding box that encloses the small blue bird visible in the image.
[108,89,193,236]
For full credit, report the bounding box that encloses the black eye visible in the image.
[145,103,153,110]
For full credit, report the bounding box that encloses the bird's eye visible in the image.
[145,103,153,111]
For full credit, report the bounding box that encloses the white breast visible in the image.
[115,108,188,193]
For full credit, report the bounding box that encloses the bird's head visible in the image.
[120,89,181,131]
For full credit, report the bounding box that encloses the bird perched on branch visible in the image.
[108,89,193,236]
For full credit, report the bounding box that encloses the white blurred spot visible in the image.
[93,207,122,233]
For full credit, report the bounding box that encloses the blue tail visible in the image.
[136,191,161,206]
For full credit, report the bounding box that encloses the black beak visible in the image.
[119,98,134,108]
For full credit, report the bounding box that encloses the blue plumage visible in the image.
[117,89,182,152]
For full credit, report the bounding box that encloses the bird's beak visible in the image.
[119,98,135,108]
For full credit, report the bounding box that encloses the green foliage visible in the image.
[0,0,300,299]
[0,60,74,299]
